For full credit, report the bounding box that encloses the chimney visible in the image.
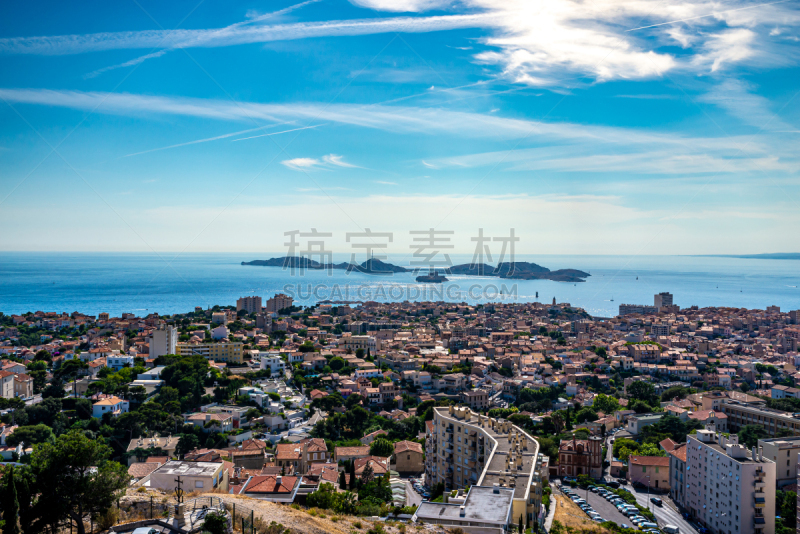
[751,447,757,462]
[459,505,466,517]
[276,475,282,485]
[758,446,763,461]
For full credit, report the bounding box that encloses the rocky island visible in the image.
[242,257,590,282]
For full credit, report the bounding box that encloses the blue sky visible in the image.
[0,0,799,256]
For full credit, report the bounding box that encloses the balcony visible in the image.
[754,517,766,526]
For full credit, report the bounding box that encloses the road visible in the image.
[554,481,633,527]
[404,479,422,507]
[604,434,698,534]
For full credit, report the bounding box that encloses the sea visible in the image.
[1,252,799,318]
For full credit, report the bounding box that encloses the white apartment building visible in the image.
[148,326,177,358]
[260,355,286,376]
[107,355,135,371]
[236,296,262,314]
[758,436,800,487]
[423,405,546,530]
[685,430,775,534]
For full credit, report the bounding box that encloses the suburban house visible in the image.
[394,440,424,474]
[186,412,234,433]
[236,475,301,502]
[150,460,229,493]
[627,455,670,490]
[91,396,130,419]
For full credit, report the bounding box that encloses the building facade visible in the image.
[720,401,800,437]
[685,430,775,534]
[236,296,262,314]
[757,437,800,487]
[558,436,603,479]
[149,326,177,358]
[425,405,545,529]
[176,341,243,364]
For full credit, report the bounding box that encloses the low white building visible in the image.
[211,325,230,340]
[260,355,286,375]
[92,396,129,419]
[150,461,229,493]
[107,355,135,372]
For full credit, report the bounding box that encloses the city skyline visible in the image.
[1,0,799,253]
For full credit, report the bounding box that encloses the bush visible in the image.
[202,512,228,534]
[95,507,119,530]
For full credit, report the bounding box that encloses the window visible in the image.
[195,481,204,488]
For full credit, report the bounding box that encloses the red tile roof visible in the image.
[243,475,298,494]
[629,455,670,466]
[394,440,423,454]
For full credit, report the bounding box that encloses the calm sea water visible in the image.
[1,252,799,317]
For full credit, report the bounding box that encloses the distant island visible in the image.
[242,257,591,282]
[694,253,800,260]
[416,270,449,284]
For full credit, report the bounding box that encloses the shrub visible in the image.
[202,511,228,534]
[95,507,119,530]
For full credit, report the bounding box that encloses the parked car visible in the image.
[663,526,680,534]
[608,481,620,488]
[651,497,663,506]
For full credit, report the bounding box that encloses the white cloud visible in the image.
[1,87,791,173]
[322,154,360,167]
[349,0,451,12]
[699,78,791,131]
[2,0,798,87]
[283,154,362,171]
[375,180,398,185]
[693,28,757,72]
[282,157,323,170]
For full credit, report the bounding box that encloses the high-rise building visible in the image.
[684,430,775,534]
[148,326,177,358]
[266,293,293,313]
[654,292,673,310]
[424,405,546,530]
[236,296,262,314]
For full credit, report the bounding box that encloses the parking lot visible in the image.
[556,483,648,530]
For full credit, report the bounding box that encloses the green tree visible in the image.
[202,511,228,534]
[176,434,200,457]
[29,431,130,534]
[592,394,620,414]
[369,437,394,458]
[2,465,19,534]
[738,425,769,448]
[575,407,598,424]
[339,469,347,490]
[628,380,659,407]
[6,424,54,448]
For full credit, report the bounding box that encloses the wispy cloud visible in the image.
[124,125,276,157]
[322,154,360,167]
[283,153,362,171]
[0,13,495,56]
[282,157,323,171]
[2,0,798,87]
[0,87,793,175]
[375,180,398,185]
